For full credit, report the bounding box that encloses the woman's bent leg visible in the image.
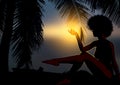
[84,53,112,79]
[43,53,86,66]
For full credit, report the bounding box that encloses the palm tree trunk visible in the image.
[0,0,15,73]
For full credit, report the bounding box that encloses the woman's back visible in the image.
[95,39,113,73]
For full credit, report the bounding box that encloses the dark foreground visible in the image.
[0,69,120,85]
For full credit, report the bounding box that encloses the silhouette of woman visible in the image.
[43,15,120,80]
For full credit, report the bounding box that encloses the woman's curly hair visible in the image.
[88,15,113,37]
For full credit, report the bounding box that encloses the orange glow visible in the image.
[67,19,80,35]
[44,21,82,38]
[44,25,76,38]
[67,19,87,43]
[44,19,88,46]
[44,24,77,46]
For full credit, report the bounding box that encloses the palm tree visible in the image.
[0,0,44,73]
[0,0,6,32]
[12,0,44,69]
[0,0,16,73]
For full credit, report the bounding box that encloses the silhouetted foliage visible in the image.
[0,0,6,31]
[12,0,44,69]
[0,0,16,73]
[50,0,120,27]
[0,0,44,73]
[83,0,120,25]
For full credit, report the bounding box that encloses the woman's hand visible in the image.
[68,29,78,36]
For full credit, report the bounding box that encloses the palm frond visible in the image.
[103,0,120,25]
[79,0,120,27]
[0,0,16,72]
[11,0,44,67]
[0,0,7,31]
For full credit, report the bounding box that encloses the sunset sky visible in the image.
[9,0,120,73]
